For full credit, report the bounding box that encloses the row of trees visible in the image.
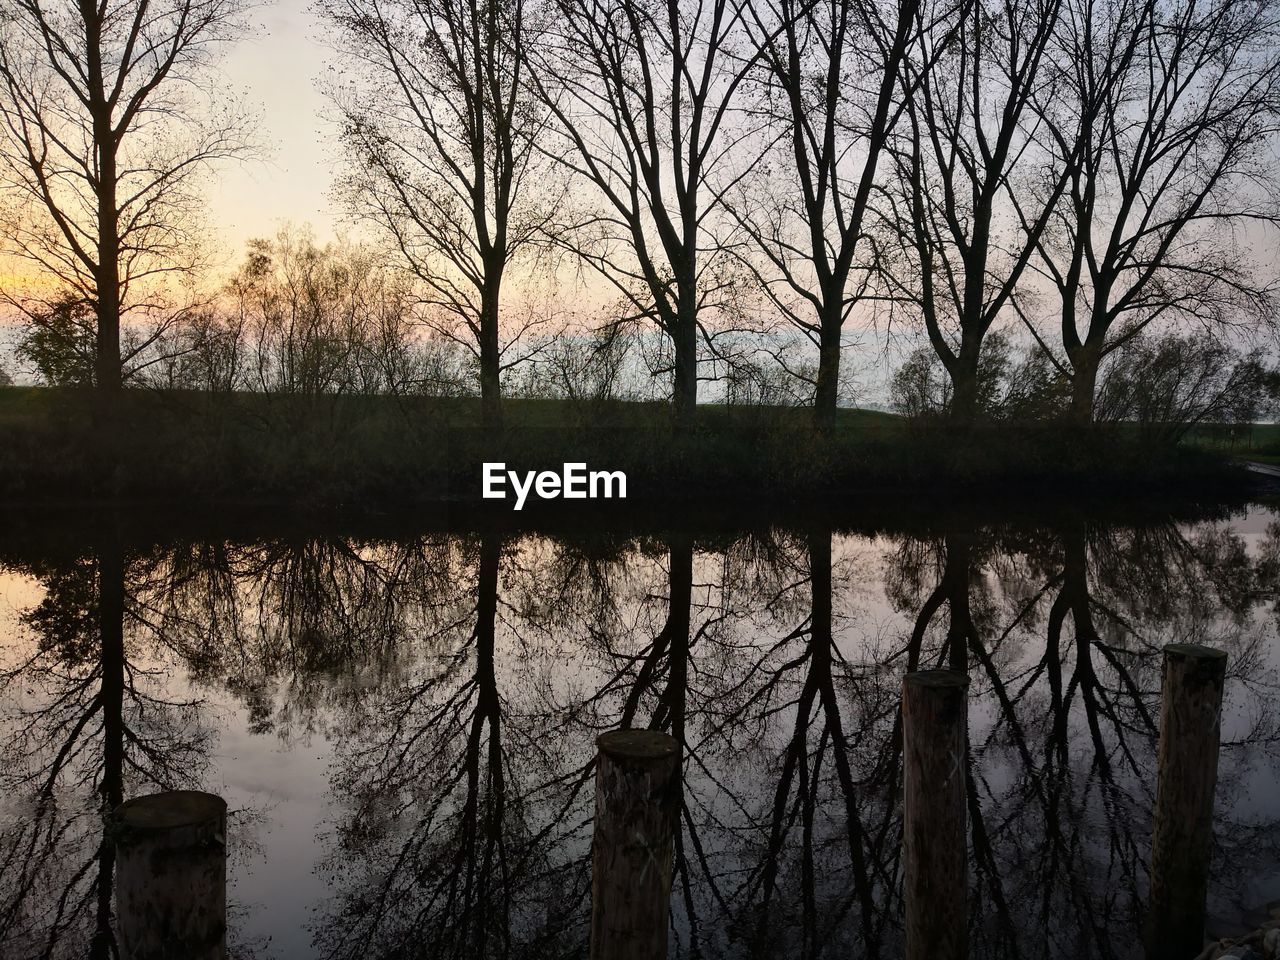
[304,0,1280,429]
[2,0,1279,432]
[12,224,1271,441]
[2,219,1275,444]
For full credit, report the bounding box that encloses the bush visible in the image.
[890,331,1069,422]
[1096,334,1280,442]
[15,295,97,386]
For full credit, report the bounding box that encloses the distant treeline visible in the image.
[2,0,1280,439]
[5,227,1276,446]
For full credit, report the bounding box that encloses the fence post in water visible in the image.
[1146,643,1228,960]
[113,790,227,960]
[590,729,680,960]
[903,670,969,960]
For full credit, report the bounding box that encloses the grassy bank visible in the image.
[1184,422,1280,464]
[0,385,1252,508]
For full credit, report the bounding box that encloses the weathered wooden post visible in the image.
[1146,643,1228,960]
[903,670,969,960]
[113,790,227,960]
[590,729,680,960]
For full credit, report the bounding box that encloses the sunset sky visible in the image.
[210,0,339,258]
[0,0,332,359]
[0,0,342,304]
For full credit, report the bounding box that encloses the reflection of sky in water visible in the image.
[213,693,334,959]
[1208,508,1280,921]
[1,505,1279,959]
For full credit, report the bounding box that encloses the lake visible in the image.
[2,499,1278,959]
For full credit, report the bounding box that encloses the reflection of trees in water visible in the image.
[0,537,210,960]
[310,529,902,959]
[1,513,1279,959]
[687,531,901,960]
[883,518,1280,958]
[312,533,590,960]
[135,536,457,738]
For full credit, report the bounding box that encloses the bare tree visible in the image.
[226,226,423,398]
[1022,0,1280,423]
[733,0,920,432]
[322,0,555,430]
[882,0,1073,422]
[0,0,255,410]
[531,0,764,428]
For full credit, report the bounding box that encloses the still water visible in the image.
[2,501,1279,959]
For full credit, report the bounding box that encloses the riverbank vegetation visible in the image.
[0,226,1272,506]
[0,383,1253,508]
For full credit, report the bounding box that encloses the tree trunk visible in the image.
[1068,345,1100,426]
[95,291,122,395]
[95,266,122,396]
[671,314,698,430]
[472,534,505,865]
[479,286,503,431]
[88,14,121,402]
[98,539,125,812]
[944,532,972,673]
[92,537,125,960]
[949,356,980,423]
[663,537,693,743]
[813,312,842,434]
[474,534,501,723]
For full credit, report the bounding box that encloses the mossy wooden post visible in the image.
[113,790,227,960]
[1146,644,1227,960]
[590,730,680,960]
[903,670,969,960]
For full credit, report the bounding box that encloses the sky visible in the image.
[209,0,339,261]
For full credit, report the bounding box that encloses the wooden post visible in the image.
[1146,643,1228,960]
[590,730,680,960]
[113,790,227,960]
[902,670,969,960]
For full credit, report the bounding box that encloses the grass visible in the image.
[1182,422,1280,464]
[0,385,1254,509]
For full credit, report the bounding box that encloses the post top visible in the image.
[1165,643,1228,662]
[114,790,227,831]
[904,670,969,689]
[597,729,679,760]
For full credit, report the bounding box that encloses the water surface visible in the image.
[2,501,1279,959]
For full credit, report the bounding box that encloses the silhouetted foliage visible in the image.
[1096,334,1280,441]
[227,227,425,397]
[890,332,1070,421]
[14,296,97,387]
